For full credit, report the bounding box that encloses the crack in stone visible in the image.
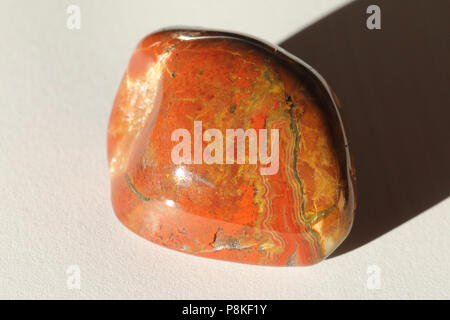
[125,173,152,201]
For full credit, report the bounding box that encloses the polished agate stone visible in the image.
[107,29,356,266]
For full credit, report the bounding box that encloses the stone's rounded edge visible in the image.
[319,84,356,260]
[108,28,357,266]
[109,176,321,267]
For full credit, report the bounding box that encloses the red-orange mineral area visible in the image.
[107,29,356,266]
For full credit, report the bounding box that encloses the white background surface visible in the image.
[1,0,449,299]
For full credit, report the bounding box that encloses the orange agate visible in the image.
[107,29,356,266]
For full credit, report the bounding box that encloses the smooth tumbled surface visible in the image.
[107,29,355,266]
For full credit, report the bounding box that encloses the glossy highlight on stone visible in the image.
[107,28,356,266]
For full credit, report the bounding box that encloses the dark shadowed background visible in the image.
[279,0,450,257]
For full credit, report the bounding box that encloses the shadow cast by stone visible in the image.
[279,0,450,257]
